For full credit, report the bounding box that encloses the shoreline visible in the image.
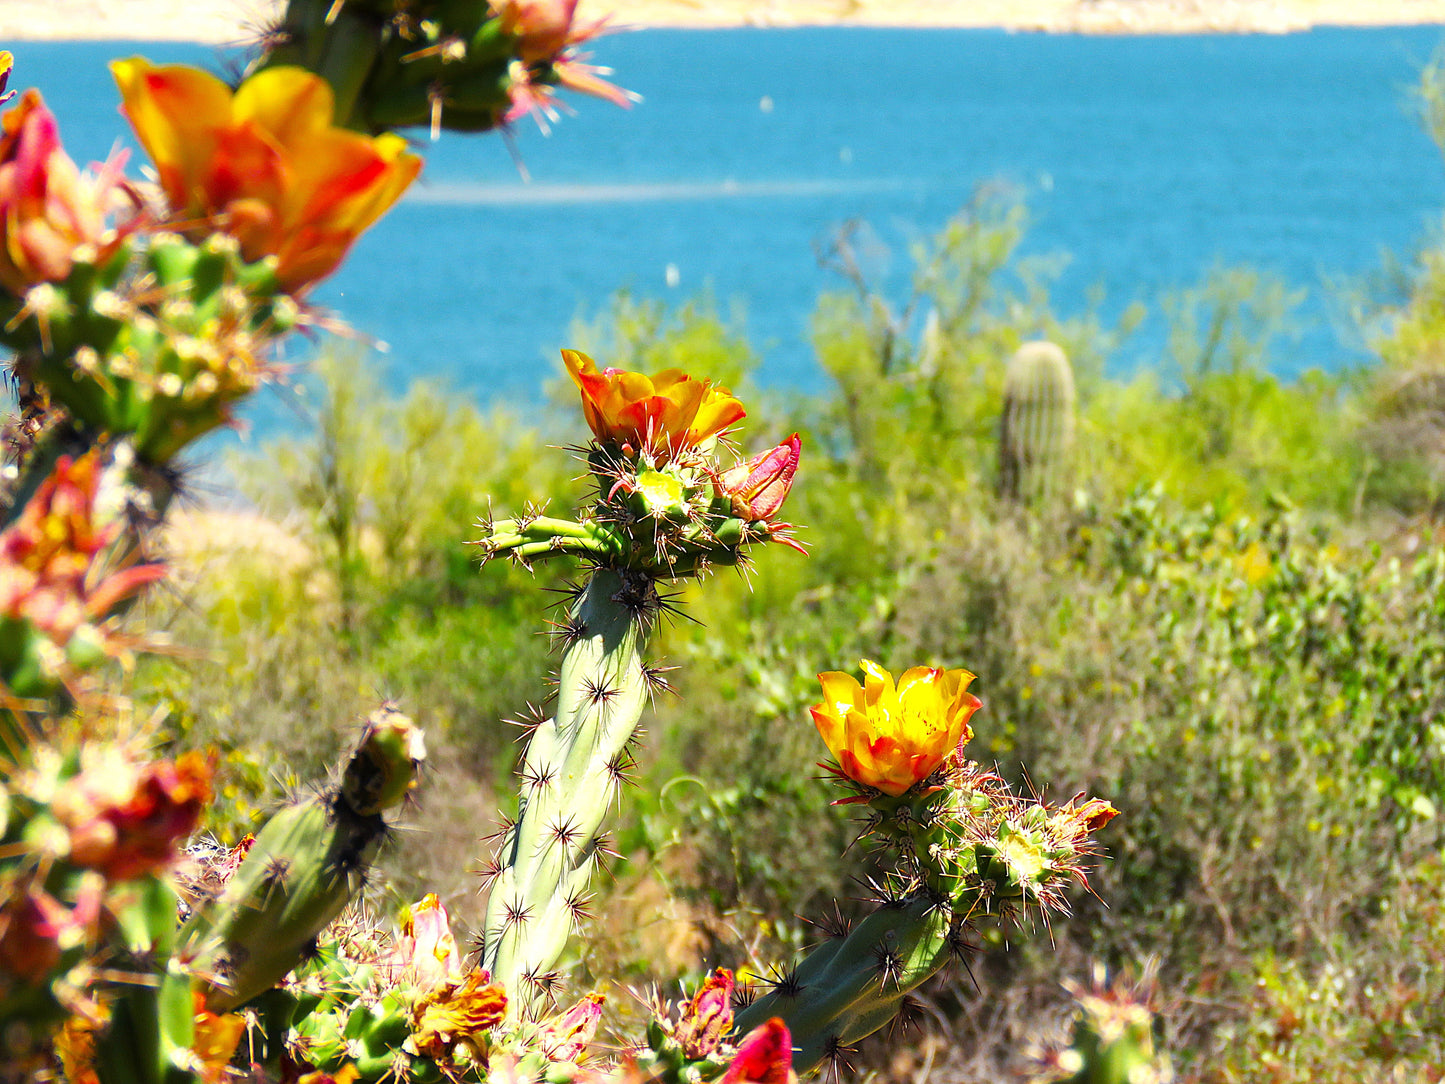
[1,1,1444,43]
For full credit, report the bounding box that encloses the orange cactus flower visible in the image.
[562,348,745,457]
[811,661,982,797]
[110,58,421,291]
[0,89,123,296]
[716,435,800,521]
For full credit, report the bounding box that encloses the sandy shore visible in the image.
[1,0,1444,42]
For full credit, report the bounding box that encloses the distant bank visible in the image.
[2,0,1445,42]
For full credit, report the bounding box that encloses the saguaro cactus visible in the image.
[999,340,1076,505]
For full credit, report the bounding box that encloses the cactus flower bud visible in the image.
[675,967,735,1059]
[0,90,121,296]
[721,1018,795,1084]
[563,349,745,458]
[716,435,800,521]
[811,661,982,797]
[495,0,587,63]
[110,59,421,291]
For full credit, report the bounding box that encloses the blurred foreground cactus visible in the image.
[1,24,1121,1084]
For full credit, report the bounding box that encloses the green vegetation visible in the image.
[132,56,1445,1084]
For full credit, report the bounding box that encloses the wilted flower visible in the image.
[811,660,982,797]
[391,893,463,991]
[716,435,800,521]
[0,873,103,984]
[674,968,735,1060]
[191,991,246,1084]
[0,89,125,296]
[563,348,745,457]
[410,968,507,1061]
[52,745,213,880]
[110,59,420,291]
[721,1018,795,1084]
[540,992,605,1062]
[0,453,166,691]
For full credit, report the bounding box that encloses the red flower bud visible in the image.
[717,434,800,521]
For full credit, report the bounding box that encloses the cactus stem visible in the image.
[545,815,584,851]
[822,1037,857,1084]
[520,761,557,793]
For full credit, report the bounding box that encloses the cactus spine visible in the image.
[481,569,655,1019]
[999,340,1076,505]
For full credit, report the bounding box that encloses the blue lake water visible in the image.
[12,27,1445,422]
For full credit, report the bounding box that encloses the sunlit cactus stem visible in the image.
[734,898,956,1075]
[183,706,425,1012]
[481,568,655,1020]
[999,340,1076,505]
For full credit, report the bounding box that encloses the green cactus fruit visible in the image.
[1032,969,1173,1084]
[734,898,955,1075]
[185,708,424,1011]
[481,569,655,1020]
[999,340,1076,505]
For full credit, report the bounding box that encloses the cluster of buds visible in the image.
[478,350,804,577]
[255,0,634,137]
[810,659,1116,920]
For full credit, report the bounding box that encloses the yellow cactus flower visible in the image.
[110,58,420,291]
[810,660,981,796]
[562,348,745,457]
[410,968,507,1061]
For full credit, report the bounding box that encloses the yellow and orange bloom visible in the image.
[110,59,421,291]
[563,348,746,457]
[716,435,800,521]
[0,89,123,296]
[811,661,982,797]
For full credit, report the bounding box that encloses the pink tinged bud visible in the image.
[542,992,605,1062]
[398,893,463,990]
[675,968,736,1059]
[718,434,801,521]
[722,1018,794,1084]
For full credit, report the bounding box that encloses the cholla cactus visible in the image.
[0,34,1126,1084]
[735,661,1118,1076]
[476,349,804,1019]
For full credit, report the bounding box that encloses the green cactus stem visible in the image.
[184,707,425,1012]
[733,898,955,1075]
[999,340,1076,505]
[480,568,656,1020]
